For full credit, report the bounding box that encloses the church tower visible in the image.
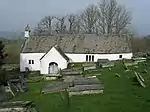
[24,24,30,38]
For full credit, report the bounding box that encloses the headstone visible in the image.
[108,68,112,71]
[19,76,28,92]
[61,68,83,76]
[82,63,97,67]
[73,77,102,85]
[139,74,145,82]
[7,82,18,96]
[68,77,104,96]
[0,101,37,112]
[0,85,7,102]
[8,74,28,93]
[16,83,24,92]
[143,69,148,74]
[101,62,114,68]
[124,62,138,67]
[124,65,129,70]
[97,59,109,65]
[83,66,96,71]
[115,73,121,78]
[134,72,146,88]
[69,84,103,92]
[42,81,70,94]
[134,66,138,69]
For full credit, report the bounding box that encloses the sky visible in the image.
[0,0,150,36]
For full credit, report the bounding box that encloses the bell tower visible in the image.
[24,24,30,38]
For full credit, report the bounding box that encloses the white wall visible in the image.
[20,53,45,72]
[24,31,29,38]
[20,51,133,73]
[40,47,68,74]
[66,53,133,62]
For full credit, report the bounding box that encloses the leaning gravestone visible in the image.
[115,73,121,78]
[6,82,18,96]
[8,74,28,93]
[16,83,24,92]
[0,85,7,102]
[134,72,146,88]
[19,76,28,92]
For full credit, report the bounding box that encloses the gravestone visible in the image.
[97,59,114,68]
[61,68,83,76]
[42,81,70,94]
[0,101,37,112]
[134,72,146,88]
[8,74,28,93]
[19,76,28,92]
[82,63,97,67]
[7,82,18,96]
[0,85,7,102]
[115,73,121,78]
[73,77,102,85]
[97,59,109,67]
[68,77,104,96]
[101,63,114,68]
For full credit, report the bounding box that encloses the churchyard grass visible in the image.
[12,60,150,112]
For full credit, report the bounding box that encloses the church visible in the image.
[20,27,133,75]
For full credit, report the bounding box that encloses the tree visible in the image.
[0,41,5,67]
[75,15,82,34]
[80,4,98,34]
[0,41,6,85]
[68,14,77,34]
[97,0,131,35]
[34,0,131,36]
[55,16,67,34]
[34,23,44,36]
[35,16,55,35]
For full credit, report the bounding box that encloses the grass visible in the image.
[5,43,20,64]
[12,60,150,112]
[0,37,24,64]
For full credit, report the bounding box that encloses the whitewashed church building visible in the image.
[20,29,133,75]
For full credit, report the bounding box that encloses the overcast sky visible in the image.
[0,0,150,36]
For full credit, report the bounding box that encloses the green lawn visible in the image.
[13,60,150,112]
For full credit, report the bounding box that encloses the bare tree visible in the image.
[76,16,81,34]
[80,4,98,34]
[114,6,131,34]
[35,16,55,35]
[97,0,131,35]
[55,16,67,34]
[67,14,77,34]
[34,0,131,36]
[34,24,42,35]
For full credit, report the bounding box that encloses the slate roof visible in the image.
[21,34,132,54]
